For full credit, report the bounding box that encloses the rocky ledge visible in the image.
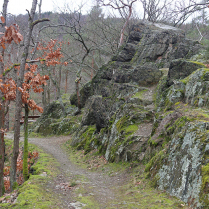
[33,21,209,208]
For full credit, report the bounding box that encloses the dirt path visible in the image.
[6,133,129,208]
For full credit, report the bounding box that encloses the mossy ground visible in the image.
[1,139,61,209]
[62,139,189,209]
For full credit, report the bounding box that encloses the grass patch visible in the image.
[61,139,188,208]
[132,89,148,99]
[1,140,61,209]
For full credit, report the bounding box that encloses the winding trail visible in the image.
[6,133,129,208]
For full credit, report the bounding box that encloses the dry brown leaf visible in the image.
[1,16,5,23]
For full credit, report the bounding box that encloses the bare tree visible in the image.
[140,0,173,22]
[165,0,209,26]
[98,0,137,47]
[0,0,9,197]
[10,0,49,190]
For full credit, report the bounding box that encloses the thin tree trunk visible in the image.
[59,65,62,90]
[0,0,9,197]
[75,77,81,111]
[42,84,46,108]
[118,6,132,48]
[23,104,29,181]
[65,71,68,94]
[49,74,66,116]
[5,101,9,131]
[91,52,94,79]
[0,105,5,197]
[47,79,50,104]
[10,0,37,190]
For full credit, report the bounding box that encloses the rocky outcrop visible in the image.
[32,101,80,136]
[146,114,209,208]
[33,21,209,207]
[167,59,206,86]
[70,21,201,109]
[113,22,200,66]
[146,66,209,208]
[69,22,207,208]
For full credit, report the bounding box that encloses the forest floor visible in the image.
[2,133,191,209]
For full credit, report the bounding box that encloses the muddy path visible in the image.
[6,133,130,208]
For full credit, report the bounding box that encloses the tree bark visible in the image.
[49,73,66,116]
[23,104,29,181]
[65,71,68,94]
[5,101,9,131]
[0,0,9,197]
[10,0,38,190]
[47,79,50,104]
[75,77,81,111]
[42,84,46,108]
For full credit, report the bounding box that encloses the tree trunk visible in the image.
[0,0,9,197]
[0,103,5,197]
[49,74,66,116]
[10,0,38,190]
[75,77,81,111]
[47,79,50,104]
[5,101,10,131]
[65,71,68,94]
[59,65,62,90]
[23,104,29,181]
[42,84,46,108]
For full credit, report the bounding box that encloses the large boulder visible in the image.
[146,115,209,208]
[32,101,79,136]
[114,22,201,67]
[167,59,206,86]
[70,21,201,108]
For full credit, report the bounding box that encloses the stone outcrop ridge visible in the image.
[113,22,200,66]
[70,21,201,122]
[33,21,208,208]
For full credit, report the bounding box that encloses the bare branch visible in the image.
[31,18,50,27]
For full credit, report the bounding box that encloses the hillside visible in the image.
[32,21,209,208]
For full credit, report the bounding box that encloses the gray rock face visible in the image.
[156,68,209,111]
[70,21,201,109]
[112,62,162,85]
[157,122,209,208]
[68,21,207,208]
[167,59,205,86]
[184,68,209,107]
[114,22,200,67]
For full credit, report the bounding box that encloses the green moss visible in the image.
[132,89,148,99]
[151,121,159,136]
[181,77,190,84]
[12,182,18,190]
[200,163,209,206]
[148,139,158,147]
[124,124,138,134]
[77,125,97,154]
[145,150,167,173]
[116,115,129,133]
[154,75,169,110]
[190,61,206,67]
[77,196,100,209]
[13,176,55,209]
[200,68,209,81]
[1,141,61,208]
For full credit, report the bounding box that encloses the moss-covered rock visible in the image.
[145,111,209,208]
[32,101,79,136]
[167,59,206,86]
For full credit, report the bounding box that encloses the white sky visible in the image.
[1,0,93,15]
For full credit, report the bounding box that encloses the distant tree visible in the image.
[98,0,137,47]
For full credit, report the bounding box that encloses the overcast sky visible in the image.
[1,0,93,15]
